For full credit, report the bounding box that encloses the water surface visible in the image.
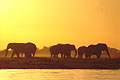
[0,69,119,80]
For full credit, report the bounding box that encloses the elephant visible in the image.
[5,42,37,58]
[63,44,77,58]
[50,44,64,58]
[25,42,37,58]
[78,46,87,59]
[49,44,77,58]
[85,43,111,59]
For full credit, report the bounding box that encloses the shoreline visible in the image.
[0,57,120,69]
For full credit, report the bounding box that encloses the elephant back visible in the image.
[88,45,98,53]
[64,44,76,51]
[50,44,64,53]
[25,42,37,53]
[97,43,108,51]
[12,43,26,53]
[78,46,87,53]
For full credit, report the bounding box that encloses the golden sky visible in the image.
[0,0,120,50]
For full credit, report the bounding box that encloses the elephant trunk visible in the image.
[5,47,9,58]
[106,49,111,59]
[74,49,77,57]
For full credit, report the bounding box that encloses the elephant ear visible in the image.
[97,43,108,51]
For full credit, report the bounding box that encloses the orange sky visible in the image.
[0,0,120,50]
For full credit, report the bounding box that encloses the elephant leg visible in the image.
[56,54,58,58]
[64,54,66,58]
[31,53,33,58]
[85,54,89,59]
[25,52,32,58]
[69,55,71,58]
[61,53,63,58]
[65,54,67,58]
[51,53,54,58]
[33,53,35,58]
[97,53,101,59]
[80,54,83,59]
[78,54,80,59]
[88,55,91,59]
[54,54,56,58]
[85,54,87,59]
[28,53,31,58]
[16,53,20,58]
[63,54,66,58]
[51,53,53,58]
[67,54,70,58]
[66,52,70,58]
[21,53,24,57]
[51,54,52,58]
[11,51,16,58]
[66,55,68,58]
[78,53,83,59]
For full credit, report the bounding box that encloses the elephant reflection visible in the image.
[50,44,77,58]
[5,42,37,58]
[78,43,111,59]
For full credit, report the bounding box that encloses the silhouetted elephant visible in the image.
[25,42,37,58]
[5,42,37,58]
[50,44,64,58]
[63,44,77,58]
[85,43,111,59]
[50,44,77,58]
[78,46,87,59]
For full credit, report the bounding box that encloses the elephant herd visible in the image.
[50,43,111,59]
[50,44,77,58]
[4,42,111,59]
[78,43,111,59]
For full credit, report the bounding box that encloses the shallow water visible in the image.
[0,69,120,80]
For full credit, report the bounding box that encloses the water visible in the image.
[0,69,120,80]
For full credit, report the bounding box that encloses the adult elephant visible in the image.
[85,43,111,59]
[78,46,87,59]
[63,44,77,58]
[50,44,77,58]
[25,42,37,58]
[50,44,64,58]
[5,42,37,58]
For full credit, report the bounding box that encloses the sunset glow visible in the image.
[0,0,120,50]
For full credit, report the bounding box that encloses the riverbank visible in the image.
[0,57,120,69]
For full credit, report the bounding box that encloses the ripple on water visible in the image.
[0,69,120,80]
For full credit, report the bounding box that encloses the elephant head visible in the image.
[64,44,77,57]
[78,46,88,59]
[5,43,16,58]
[97,43,111,59]
[25,42,37,58]
[5,43,26,58]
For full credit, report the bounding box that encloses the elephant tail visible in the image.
[74,49,77,57]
